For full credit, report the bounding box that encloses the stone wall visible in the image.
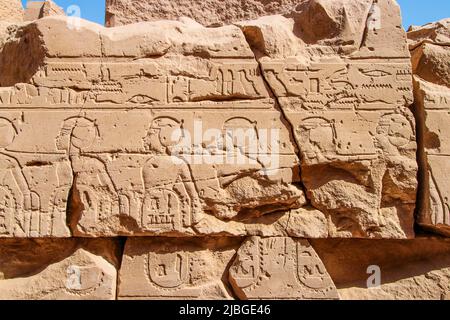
[0,0,449,300]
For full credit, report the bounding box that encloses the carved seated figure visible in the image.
[141,117,201,232]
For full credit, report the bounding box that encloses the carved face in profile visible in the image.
[0,119,16,149]
[144,117,184,154]
[56,117,98,152]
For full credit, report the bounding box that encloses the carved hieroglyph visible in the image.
[410,20,450,237]
[229,237,338,300]
[0,239,118,300]
[105,0,305,27]
[237,0,418,238]
[0,0,23,23]
[0,16,305,237]
[118,237,239,299]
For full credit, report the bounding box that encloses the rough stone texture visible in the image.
[410,20,450,237]
[105,0,306,27]
[118,237,239,299]
[312,237,450,300]
[24,1,65,21]
[0,238,119,300]
[0,0,449,301]
[0,16,308,238]
[238,0,418,238]
[0,0,418,240]
[0,0,24,23]
[229,237,338,299]
[408,19,450,47]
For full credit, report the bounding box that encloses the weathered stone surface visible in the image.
[237,0,417,238]
[0,16,307,238]
[408,19,450,48]
[0,0,23,23]
[24,1,65,21]
[312,237,450,300]
[229,236,338,299]
[118,237,239,299]
[410,20,450,88]
[0,238,119,300]
[409,19,450,237]
[105,0,305,27]
[0,0,419,239]
[411,43,450,88]
[414,78,450,236]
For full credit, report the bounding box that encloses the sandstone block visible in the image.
[312,238,450,300]
[414,77,450,236]
[0,16,306,238]
[0,239,119,300]
[105,0,304,27]
[237,0,417,238]
[409,19,450,237]
[229,236,338,299]
[408,19,450,48]
[118,237,239,299]
[0,0,417,239]
[24,1,65,21]
[0,0,23,23]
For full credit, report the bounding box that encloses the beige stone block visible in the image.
[229,236,338,299]
[237,0,417,238]
[414,77,450,236]
[118,237,239,299]
[105,0,304,27]
[24,0,65,21]
[312,237,450,300]
[0,238,119,300]
[0,0,23,23]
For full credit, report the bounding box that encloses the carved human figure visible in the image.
[0,118,38,236]
[142,117,201,231]
[56,117,119,225]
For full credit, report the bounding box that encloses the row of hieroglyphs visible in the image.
[0,60,412,107]
[0,60,268,106]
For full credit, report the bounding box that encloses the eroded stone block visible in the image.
[24,0,65,21]
[0,16,307,237]
[105,0,304,27]
[409,20,450,237]
[229,237,338,300]
[0,0,23,23]
[0,238,119,300]
[237,0,417,238]
[312,238,450,300]
[118,237,239,299]
[0,0,418,239]
[414,78,450,236]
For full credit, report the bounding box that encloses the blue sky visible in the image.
[21,0,450,28]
